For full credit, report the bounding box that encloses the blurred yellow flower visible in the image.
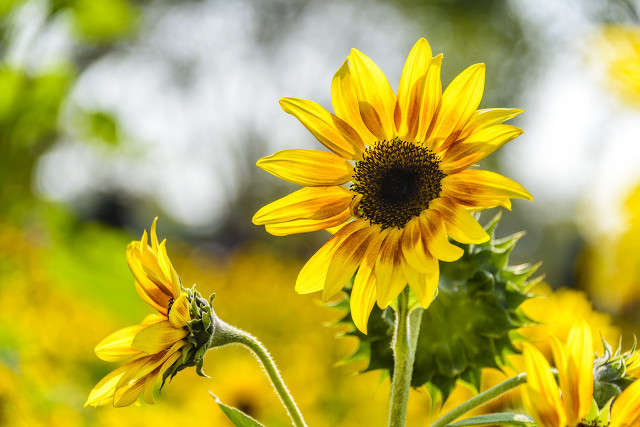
[86,219,192,407]
[597,25,640,106]
[522,319,593,427]
[609,376,640,426]
[254,37,531,332]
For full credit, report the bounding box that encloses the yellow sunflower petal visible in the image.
[253,186,353,225]
[459,108,523,139]
[347,48,397,140]
[522,386,567,427]
[131,320,188,354]
[395,38,433,138]
[95,324,148,362]
[142,350,182,405]
[566,319,594,423]
[429,197,489,244]
[323,226,380,300]
[415,54,443,144]
[257,149,354,186]
[441,124,524,174]
[611,377,640,425]
[279,97,365,159]
[264,210,352,236]
[168,293,191,328]
[85,364,129,407]
[401,256,438,309]
[157,240,181,299]
[441,169,532,211]
[375,229,408,308]
[295,220,368,294]
[428,63,486,152]
[331,59,379,145]
[523,343,565,426]
[150,218,160,251]
[419,209,465,262]
[350,230,388,334]
[400,216,433,273]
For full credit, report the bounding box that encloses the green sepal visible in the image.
[447,413,535,426]
[592,336,639,408]
[210,392,265,427]
[330,213,539,402]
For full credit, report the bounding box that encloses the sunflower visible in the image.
[86,219,192,407]
[253,38,531,332]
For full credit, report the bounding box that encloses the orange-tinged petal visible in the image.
[428,63,485,152]
[95,324,148,362]
[323,225,380,300]
[419,209,464,262]
[157,240,181,299]
[565,319,594,423]
[375,229,408,308]
[415,54,443,144]
[295,220,368,294]
[253,186,353,224]
[143,350,182,405]
[459,108,523,140]
[347,48,397,140]
[441,169,532,211]
[257,149,354,186]
[395,38,433,138]
[168,293,191,328]
[85,364,129,407]
[351,230,388,333]
[441,124,524,174]
[264,209,351,236]
[611,377,640,426]
[429,197,489,244]
[400,216,433,272]
[331,59,378,145]
[132,320,188,355]
[523,343,565,427]
[522,386,566,427]
[280,97,365,159]
[401,256,438,308]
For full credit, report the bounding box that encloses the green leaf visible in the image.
[210,393,265,427]
[448,412,535,426]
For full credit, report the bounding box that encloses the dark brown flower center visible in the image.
[351,138,445,229]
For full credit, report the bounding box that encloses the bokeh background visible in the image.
[1,0,640,425]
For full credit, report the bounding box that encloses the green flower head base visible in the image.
[331,213,540,401]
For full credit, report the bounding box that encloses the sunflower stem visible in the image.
[211,319,307,427]
[388,288,423,427]
[430,372,528,427]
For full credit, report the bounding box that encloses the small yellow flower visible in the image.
[86,219,192,407]
[522,319,593,427]
[596,25,640,107]
[253,38,532,332]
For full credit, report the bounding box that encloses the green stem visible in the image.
[388,288,424,427]
[212,320,307,427]
[430,373,528,427]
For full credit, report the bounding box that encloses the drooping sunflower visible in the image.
[253,38,532,332]
[86,219,192,407]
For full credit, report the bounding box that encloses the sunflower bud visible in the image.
[592,337,638,408]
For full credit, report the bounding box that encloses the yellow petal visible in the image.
[415,54,443,144]
[253,186,353,225]
[169,293,191,328]
[331,59,378,145]
[350,230,388,333]
[323,226,380,300]
[375,229,408,308]
[441,169,532,211]
[565,319,594,423]
[429,197,489,244]
[428,63,485,152]
[522,386,566,427]
[143,350,182,405]
[150,217,160,251]
[295,220,369,294]
[95,324,147,362]
[401,256,438,308]
[264,210,351,236]
[400,216,433,272]
[395,38,433,138]
[419,209,465,262]
[157,240,181,299]
[257,149,354,186]
[522,343,565,427]
[279,97,365,159]
[611,377,640,425]
[132,320,188,354]
[85,364,129,407]
[459,108,523,139]
[441,124,524,174]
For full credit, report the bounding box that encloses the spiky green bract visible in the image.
[330,213,539,401]
[592,337,637,408]
[162,287,217,386]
